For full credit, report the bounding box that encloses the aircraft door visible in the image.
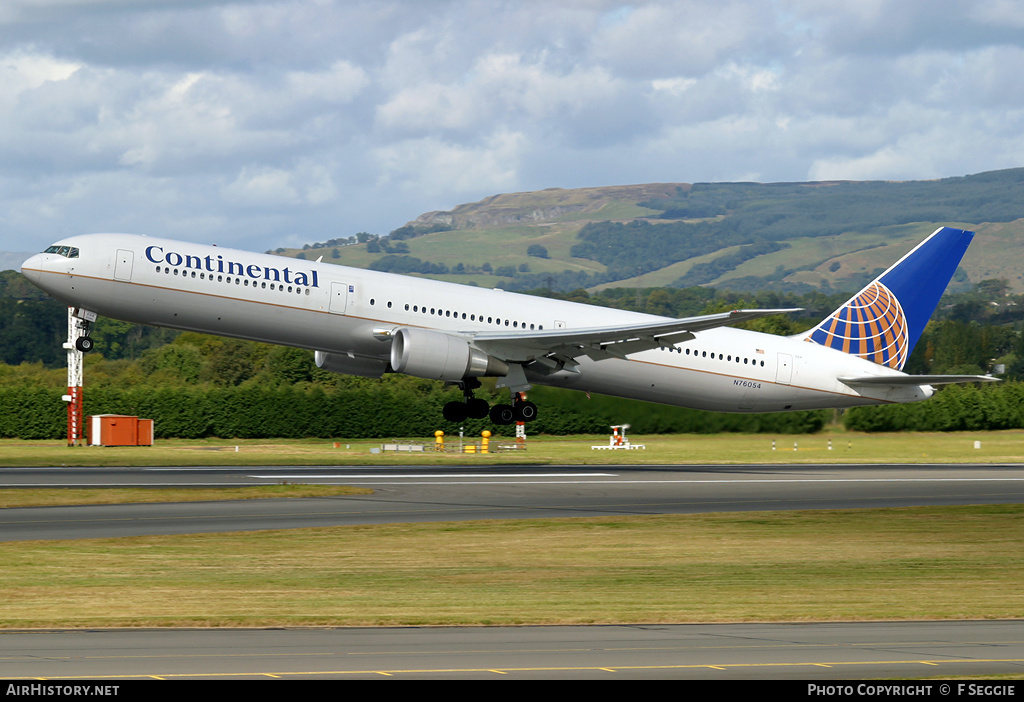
[776,353,793,385]
[114,249,133,281]
[329,282,349,314]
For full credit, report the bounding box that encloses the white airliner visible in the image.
[20,226,994,424]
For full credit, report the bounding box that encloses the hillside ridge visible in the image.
[284,168,1024,294]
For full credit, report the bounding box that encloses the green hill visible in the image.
[276,168,1024,294]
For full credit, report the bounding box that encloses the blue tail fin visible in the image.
[804,227,974,370]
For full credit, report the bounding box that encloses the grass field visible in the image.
[2,430,1021,629]
[0,484,371,508]
[1,505,1022,628]
[1,428,1021,467]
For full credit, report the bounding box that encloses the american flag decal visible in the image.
[806,281,909,370]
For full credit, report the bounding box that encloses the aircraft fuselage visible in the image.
[21,233,931,413]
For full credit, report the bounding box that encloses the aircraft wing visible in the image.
[464,308,801,368]
[839,374,999,386]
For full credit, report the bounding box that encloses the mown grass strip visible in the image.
[1,505,1022,628]
[1,429,1023,467]
[0,484,371,508]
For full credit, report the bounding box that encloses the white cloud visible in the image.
[223,161,338,207]
[0,52,80,90]
[650,77,697,96]
[373,129,525,197]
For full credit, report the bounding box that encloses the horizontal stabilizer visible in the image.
[839,374,999,387]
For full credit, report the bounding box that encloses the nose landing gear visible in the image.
[65,308,96,353]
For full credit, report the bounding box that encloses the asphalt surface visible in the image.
[2,621,1023,680]
[2,463,1024,540]
[3,462,1024,680]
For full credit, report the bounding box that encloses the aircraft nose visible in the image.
[20,253,45,284]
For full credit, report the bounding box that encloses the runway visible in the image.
[3,462,1024,680]
[2,621,1024,680]
[2,463,1024,541]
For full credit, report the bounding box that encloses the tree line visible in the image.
[4,268,1024,438]
[6,373,1024,440]
[0,381,829,440]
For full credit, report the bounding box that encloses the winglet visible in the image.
[804,227,974,370]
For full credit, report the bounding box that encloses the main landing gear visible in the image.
[442,381,537,425]
[488,393,537,425]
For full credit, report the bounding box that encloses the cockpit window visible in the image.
[43,245,79,258]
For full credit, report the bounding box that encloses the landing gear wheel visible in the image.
[75,337,94,353]
[442,401,468,422]
[489,404,516,425]
[465,397,490,419]
[513,400,538,422]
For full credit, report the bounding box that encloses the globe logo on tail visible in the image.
[806,281,909,370]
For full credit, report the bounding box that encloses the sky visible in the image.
[3,0,1024,255]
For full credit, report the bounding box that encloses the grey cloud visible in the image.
[2,0,1024,254]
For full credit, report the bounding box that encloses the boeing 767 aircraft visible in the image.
[21,226,993,424]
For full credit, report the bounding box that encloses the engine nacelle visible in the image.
[314,350,389,378]
[390,327,509,381]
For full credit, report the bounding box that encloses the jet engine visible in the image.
[390,327,509,381]
[314,350,389,378]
